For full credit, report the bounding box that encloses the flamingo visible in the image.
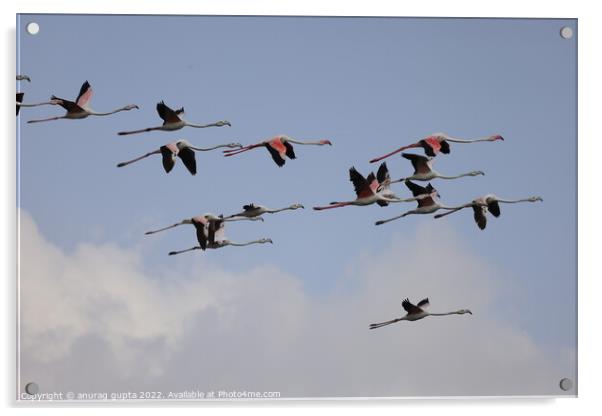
[369,298,472,329]
[374,180,468,225]
[27,81,138,123]
[17,75,31,82]
[118,101,230,135]
[369,132,504,162]
[313,163,429,211]
[433,195,543,229]
[145,213,263,237]
[222,134,332,167]
[225,203,304,219]
[117,140,241,175]
[168,216,272,256]
[387,153,484,183]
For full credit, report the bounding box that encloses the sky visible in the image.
[17,15,576,398]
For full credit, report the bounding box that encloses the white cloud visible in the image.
[18,210,574,398]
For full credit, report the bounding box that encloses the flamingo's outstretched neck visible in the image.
[445,134,503,143]
[496,197,543,204]
[185,120,231,129]
[369,143,420,163]
[428,310,472,316]
[437,171,484,180]
[189,143,242,152]
[286,138,332,146]
[89,105,139,116]
[227,239,273,247]
[117,150,161,168]
[313,201,352,211]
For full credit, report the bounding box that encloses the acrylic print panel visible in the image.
[17,14,576,400]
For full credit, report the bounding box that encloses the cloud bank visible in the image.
[18,210,574,398]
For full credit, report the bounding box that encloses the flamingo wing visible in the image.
[50,95,81,112]
[283,140,296,159]
[177,147,197,175]
[419,137,441,156]
[243,204,257,211]
[159,145,177,173]
[472,205,488,229]
[349,167,374,198]
[416,298,430,309]
[16,93,24,115]
[402,298,423,315]
[402,153,431,175]
[486,198,501,217]
[192,220,208,251]
[376,162,390,185]
[405,180,436,207]
[156,101,183,124]
[439,140,450,154]
[208,218,225,244]
[265,139,288,166]
[75,81,93,107]
[404,180,430,197]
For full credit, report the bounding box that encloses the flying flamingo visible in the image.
[374,180,469,225]
[17,75,31,82]
[117,140,241,175]
[387,153,484,183]
[26,81,138,123]
[225,203,304,219]
[313,163,429,211]
[433,194,543,229]
[369,298,472,329]
[222,134,332,167]
[145,213,263,237]
[118,101,230,135]
[369,132,504,162]
[168,217,272,256]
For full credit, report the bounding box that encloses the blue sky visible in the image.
[17,15,576,396]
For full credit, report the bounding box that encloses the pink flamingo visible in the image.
[388,153,484,183]
[374,180,469,225]
[369,298,472,329]
[117,140,241,175]
[27,81,139,123]
[433,194,543,229]
[222,134,332,167]
[369,132,504,162]
[167,216,272,256]
[118,101,230,135]
[314,163,429,211]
